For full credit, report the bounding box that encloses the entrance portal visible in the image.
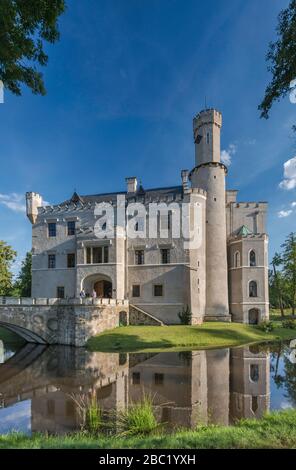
[248,308,259,325]
[94,280,112,298]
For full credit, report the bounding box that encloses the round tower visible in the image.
[190,109,230,321]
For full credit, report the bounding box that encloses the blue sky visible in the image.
[0,0,295,274]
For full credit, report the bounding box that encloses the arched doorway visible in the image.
[248,308,259,325]
[82,274,113,298]
[94,280,112,298]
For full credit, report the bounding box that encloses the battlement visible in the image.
[193,108,222,131]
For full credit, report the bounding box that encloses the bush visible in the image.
[257,320,274,333]
[116,396,158,436]
[70,392,102,435]
[282,319,296,329]
[178,305,192,325]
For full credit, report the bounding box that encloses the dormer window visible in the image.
[67,220,76,236]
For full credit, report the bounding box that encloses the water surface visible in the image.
[0,328,295,435]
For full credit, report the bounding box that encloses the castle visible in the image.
[26,108,269,325]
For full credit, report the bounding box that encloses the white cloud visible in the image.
[278,210,293,218]
[221,143,237,166]
[291,202,296,208]
[0,193,26,213]
[279,156,296,190]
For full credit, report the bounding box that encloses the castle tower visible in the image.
[26,192,43,224]
[190,109,230,321]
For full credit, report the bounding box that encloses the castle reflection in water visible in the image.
[0,344,270,434]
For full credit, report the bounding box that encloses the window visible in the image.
[154,284,163,297]
[57,286,65,298]
[161,248,170,264]
[250,250,256,267]
[48,254,56,269]
[132,372,140,385]
[234,251,240,268]
[250,364,259,382]
[47,400,55,416]
[251,396,258,413]
[135,250,144,265]
[48,222,56,237]
[88,246,109,264]
[132,285,140,297]
[67,220,76,236]
[66,400,75,417]
[86,247,91,264]
[93,247,102,264]
[104,246,109,263]
[160,212,171,231]
[154,373,164,385]
[67,253,75,268]
[249,280,258,298]
[206,132,210,144]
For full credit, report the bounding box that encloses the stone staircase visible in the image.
[129,304,165,326]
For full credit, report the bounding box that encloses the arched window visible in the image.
[249,250,256,267]
[249,281,258,298]
[250,364,259,382]
[234,251,240,268]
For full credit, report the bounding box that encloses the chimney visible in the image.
[181,170,189,193]
[126,177,138,193]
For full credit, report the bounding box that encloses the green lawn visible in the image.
[87,322,296,353]
[1,410,296,449]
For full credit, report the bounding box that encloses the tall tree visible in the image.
[0,0,66,96]
[271,252,285,316]
[15,252,32,297]
[259,0,296,121]
[281,232,296,315]
[0,241,17,295]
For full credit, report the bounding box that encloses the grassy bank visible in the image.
[87,322,296,352]
[1,410,296,449]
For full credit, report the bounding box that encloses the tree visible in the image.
[259,0,296,121]
[281,232,296,315]
[14,251,32,297]
[0,0,66,96]
[0,240,17,295]
[271,252,285,316]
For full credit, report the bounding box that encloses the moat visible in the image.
[0,327,295,435]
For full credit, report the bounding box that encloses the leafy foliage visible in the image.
[282,319,296,329]
[0,0,66,96]
[257,320,275,333]
[178,305,192,325]
[0,240,17,295]
[14,252,32,297]
[259,0,296,119]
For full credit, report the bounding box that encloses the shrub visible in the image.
[282,319,296,330]
[70,392,102,435]
[257,320,274,333]
[116,396,158,436]
[178,305,192,325]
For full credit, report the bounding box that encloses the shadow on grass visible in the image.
[87,324,284,353]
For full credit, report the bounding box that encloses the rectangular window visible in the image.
[132,372,140,385]
[154,373,164,385]
[103,246,109,263]
[67,253,75,268]
[67,220,76,236]
[161,248,170,264]
[57,286,65,299]
[48,222,56,237]
[135,250,144,265]
[93,247,102,264]
[86,247,91,264]
[48,254,56,269]
[154,284,163,297]
[206,132,210,144]
[132,285,140,298]
[47,400,55,416]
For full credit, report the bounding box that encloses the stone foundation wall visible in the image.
[129,305,163,326]
[0,298,129,347]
